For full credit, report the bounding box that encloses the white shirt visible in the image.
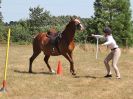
[93,34,118,49]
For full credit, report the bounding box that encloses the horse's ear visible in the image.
[70,17,75,21]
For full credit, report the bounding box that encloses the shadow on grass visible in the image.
[73,75,108,79]
[73,75,97,79]
[14,70,56,75]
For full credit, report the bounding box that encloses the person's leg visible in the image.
[112,48,121,78]
[104,51,113,76]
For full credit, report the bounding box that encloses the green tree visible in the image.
[29,6,51,34]
[0,0,2,22]
[0,0,5,42]
[11,23,32,44]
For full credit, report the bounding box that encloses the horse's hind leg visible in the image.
[29,51,41,73]
[44,55,55,74]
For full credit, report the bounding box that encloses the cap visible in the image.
[103,27,112,34]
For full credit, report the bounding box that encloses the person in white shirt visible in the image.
[92,27,121,79]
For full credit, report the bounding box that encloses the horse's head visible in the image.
[69,18,84,31]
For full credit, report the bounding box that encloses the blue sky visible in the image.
[1,0,133,22]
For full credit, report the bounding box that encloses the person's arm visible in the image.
[101,36,112,45]
[102,41,112,45]
[91,34,104,39]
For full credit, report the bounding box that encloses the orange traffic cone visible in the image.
[57,60,62,75]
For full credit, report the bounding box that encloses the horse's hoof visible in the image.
[70,70,76,75]
[72,72,76,76]
[50,69,56,74]
[29,70,33,73]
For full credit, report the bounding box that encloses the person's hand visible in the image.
[101,43,104,46]
[91,34,95,37]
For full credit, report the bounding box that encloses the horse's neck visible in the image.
[62,25,76,42]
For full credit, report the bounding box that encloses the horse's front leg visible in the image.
[63,53,76,75]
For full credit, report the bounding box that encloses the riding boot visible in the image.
[52,47,55,53]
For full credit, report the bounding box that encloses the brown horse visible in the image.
[29,18,84,75]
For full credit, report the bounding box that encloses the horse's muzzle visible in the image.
[79,24,84,31]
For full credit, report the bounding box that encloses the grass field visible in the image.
[0,44,133,99]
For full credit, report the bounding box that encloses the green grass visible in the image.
[0,44,133,99]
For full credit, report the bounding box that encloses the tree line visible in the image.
[0,0,133,47]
